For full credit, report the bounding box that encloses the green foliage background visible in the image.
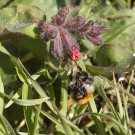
[0,0,135,135]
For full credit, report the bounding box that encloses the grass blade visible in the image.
[99,76,135,104]
[100,85,120,122]
[35,106,63,129]
[22,82,34,135]
[33,104,42,135]
[88,99,107,135]
[113,73,124,123]
[61,116,85,135]
[55,80,68,134]
[0,75,4,114]
[0,114,9,135]
[105,22,135,43]
[52,102,74,135]
[0,89,49,106]
[5,87,22,108]
[59,80,68,116]
[126,70,134,102]
[122,88,132,135]
[0,113,16,135]
[73,112,127,135]
[95,77,121,122]
[0,44,55,112]
[22,64,54,112]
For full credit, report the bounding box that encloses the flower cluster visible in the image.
[39,7,108,62]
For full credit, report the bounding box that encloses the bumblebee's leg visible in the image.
[69,68,73,82]
[68,68,74,94]
[77,65,87,76]
[76,65,88,81]
[68,86,72,94]
[77,65,88,78]
[76,77,83,87]
[77,65,82,72]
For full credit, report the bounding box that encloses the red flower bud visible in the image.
[69,46,81,61]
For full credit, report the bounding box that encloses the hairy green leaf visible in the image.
[0,4,46,40]
[86,64,135,76]
[96,44,135,67]
[9,0,58,21]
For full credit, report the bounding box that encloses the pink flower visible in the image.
[39,7,109,62]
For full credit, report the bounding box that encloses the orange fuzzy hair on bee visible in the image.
[76,93,93,104]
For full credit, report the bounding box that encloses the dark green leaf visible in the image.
[0,52,16,85]
[86,64,135,76]
[11,37,47,61]
[96,44,135,67]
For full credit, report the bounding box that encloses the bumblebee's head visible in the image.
[71,86,93,104]
[72,87,87,101]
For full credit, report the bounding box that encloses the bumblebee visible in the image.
[68,65,94,104]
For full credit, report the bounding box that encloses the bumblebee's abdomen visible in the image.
[76,93,93,104]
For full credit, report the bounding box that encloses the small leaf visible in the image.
[92,0,101,6]
[78,2,92,19]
